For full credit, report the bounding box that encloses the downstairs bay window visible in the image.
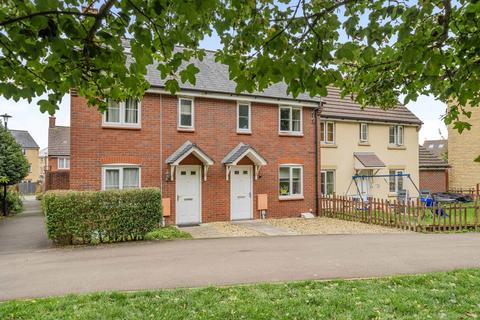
[102,166,141,190]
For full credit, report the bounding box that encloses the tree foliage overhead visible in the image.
[0,0,479,131]
[0,125,29,185]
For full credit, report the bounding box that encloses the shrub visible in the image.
[145,226,192,241]
[42,188,162,245]
[0,190,23,215]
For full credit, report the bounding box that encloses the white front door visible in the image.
[230,165,253,220]
[176,165,201,225]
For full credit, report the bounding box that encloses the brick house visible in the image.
[70,47,421,225]
[419,145,449,193]
[45,117,70,190]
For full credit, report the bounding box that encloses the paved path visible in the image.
[233,220,297,236]
[1,233,480,301]
[0,198,51,254]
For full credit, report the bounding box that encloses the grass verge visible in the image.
[145,226,192,241]
[1,269,480,319]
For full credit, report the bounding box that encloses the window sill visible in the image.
[177,127,195,132]
[388,192,398,197]
[279,195,304,201]
[102,124,141,130]
[321,143,337,148]
[388,145,406,150]
[237,130,252,135]
[358,142,370,146]
[278,132,303,137]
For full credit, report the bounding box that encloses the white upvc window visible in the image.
[389,169,404,193]
[279,106,302,134]
[389,125,404,146]
[320,121,335,144]
[178,98,194,129]
[237,102,251,133]
[103,98,141,127]
[359,123,369,143]
[321,170,335,196]
[279,165,303,197]
[102,166,141,190]
[58,157,70,169]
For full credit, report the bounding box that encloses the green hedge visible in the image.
[42,188,162,245]
[0,189,23,215]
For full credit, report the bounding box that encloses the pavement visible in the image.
[1,232,480,301]
[233,220,297,235]
[0,198,52,255]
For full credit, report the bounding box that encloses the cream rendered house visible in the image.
[320,88,422,200]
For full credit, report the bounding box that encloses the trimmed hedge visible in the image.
[42,188,162,245]
[0,189,23,215]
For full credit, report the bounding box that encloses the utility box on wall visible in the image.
[257,194,268,210]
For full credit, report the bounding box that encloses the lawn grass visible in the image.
[145,226,192,241]
[422,202,479,225]
[1,269,480,319]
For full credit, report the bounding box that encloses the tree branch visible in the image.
[85,0,116,43]
[0,11,96,27]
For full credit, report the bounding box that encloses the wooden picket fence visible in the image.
[320,195,480,232]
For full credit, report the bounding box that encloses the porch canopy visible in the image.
[222,143,267,180]
[166,140,214,181]
[353,152,386,170]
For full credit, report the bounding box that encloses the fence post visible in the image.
[475,198,479,232]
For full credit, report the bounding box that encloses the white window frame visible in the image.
[178,97,195,130]
[389,125,404,146]
[278,164,304,198]
[278,106,303,135]
[320,170,335,196]
[320,121,335,144]
[359,123,369,143]
[389,169,404,193]
[101,165,142,190]
[58,157,70,170]
[102,98,141,128]
[236,102,251,133]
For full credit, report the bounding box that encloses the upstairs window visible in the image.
[237,102,251,133]
[103,166,140,190]
[359,123,368,143]
[279,106,302,134]
[58,157,70,170]
[320,121,335,144]
[389,125,404,146]
[178,98,194,129]
[104,98,140,127]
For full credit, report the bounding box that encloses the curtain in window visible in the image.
[106,100,120,123]
[125,98,139,124]
[123,168,139,189]
[320,122,325,141]
[105,169,120,189]
[291,167,301,194]
[279,167,290,195]
[280,108,290,131]
[327,122,334,142]
[292,109,301,132]
[238,104,249,130]
[180,99,192,127]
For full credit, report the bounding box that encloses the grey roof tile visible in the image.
[48,126,70,156]
[422,139,447,158]
[166,140,214,164]
[222,143,267,164]
[419,145,449,169]
[9,130,39,149]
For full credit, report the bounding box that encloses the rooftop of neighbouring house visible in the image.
[8,129,39,149]
[122,41,422,126]
[419,145,449,169]
[422,139,448,158]
[48,119,70,156]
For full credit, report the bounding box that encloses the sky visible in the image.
[0,33,448,149]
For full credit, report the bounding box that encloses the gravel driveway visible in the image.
[266,217,408,234]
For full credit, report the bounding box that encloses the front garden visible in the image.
[1,269,479,319]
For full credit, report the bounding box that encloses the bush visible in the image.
[0,189,23,215]
[42,188,162,245]
[145,226,192,241]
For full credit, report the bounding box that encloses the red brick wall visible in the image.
[45,170,70,191]
[419,169,448,193]
[70,93,320,223]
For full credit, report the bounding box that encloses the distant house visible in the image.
[423,139,447,160]
[47,117,70,171]
[39,147,48,182]
[419,145,449,193]
[9,129,40,182]
[448,106,480,190]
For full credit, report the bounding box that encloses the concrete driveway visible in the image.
[1,232,480,301]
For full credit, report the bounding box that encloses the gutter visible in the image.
[313,100,325,216]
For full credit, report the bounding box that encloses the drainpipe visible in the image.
[313,100,324,216]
